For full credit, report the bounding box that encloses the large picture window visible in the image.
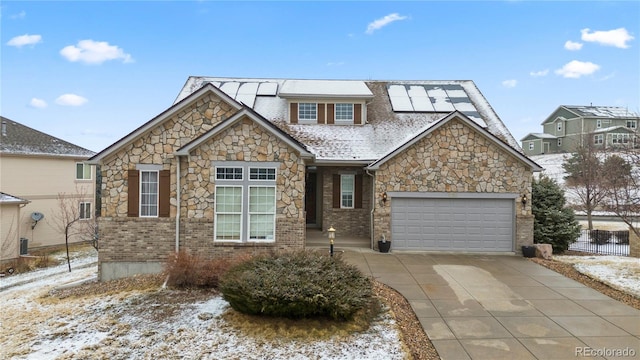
[214,163,277,242]
[140,170,159,217]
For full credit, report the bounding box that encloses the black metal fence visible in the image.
[568,229,630,256]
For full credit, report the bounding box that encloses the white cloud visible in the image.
[11,11,26,19]
[564,40,583,51]
[366,13,408,34]
[555,60,600,78]
[529,69,549,77]
[60,40,133,64]
[6,34,42,47]
[502,79,517,88]
[581,28,634,49]
[29,98,47,108]
[55,94,88,106]
[326,61,345,67]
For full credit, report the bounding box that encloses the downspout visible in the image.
[175,155,181,253]
[366,169,375,250]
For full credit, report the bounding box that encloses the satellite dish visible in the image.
[31,212,44,221]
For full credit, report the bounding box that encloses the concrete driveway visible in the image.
[341,250,640,360]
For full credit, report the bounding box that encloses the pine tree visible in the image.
[533,176,581,253]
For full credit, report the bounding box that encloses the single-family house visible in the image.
[521,106,639,155]
[0,117,96,255]
[89,77,542,281]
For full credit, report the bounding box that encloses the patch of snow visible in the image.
[553,255,640,298]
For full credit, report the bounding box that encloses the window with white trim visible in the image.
[215,186,243,240]
[214,164,277,242]
[557,138,562,146]
[341,174,354,209]
[298,103,317,121]
[335,103,354,123]
[596,119,602,129]
[79,202,92,220]
[612,134,630,144]
[76,163,91,180]
[528,142,534,151]
[140,170,159,217]
[627,120,637,129]
[557,122,562,131]
[594,134,604,145]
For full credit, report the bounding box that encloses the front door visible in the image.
[305,172,317,224]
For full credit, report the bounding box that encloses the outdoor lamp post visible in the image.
[328,226,336,257]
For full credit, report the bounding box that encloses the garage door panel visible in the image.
[391,197,513,252]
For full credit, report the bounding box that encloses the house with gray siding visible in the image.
[89,77,542,281]
[522,106,639,155]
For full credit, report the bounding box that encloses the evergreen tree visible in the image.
[533,176,581,253]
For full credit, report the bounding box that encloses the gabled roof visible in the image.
[367,112,543,172]
[521,133,558,141]
[0,116,94,158]
[593,125,637,134]
[176,106,313,159]
[89,83,242,163]
[0,192,30,205]
[174,77,522,162]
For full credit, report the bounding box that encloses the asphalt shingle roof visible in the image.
[0,117,95,158]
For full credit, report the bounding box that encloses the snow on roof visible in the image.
[522,133,558,140]
[0,192,29,204]
[593,125,635,133]
[173,77,523,161]
[0,117,95,158]
[565,106,639,119]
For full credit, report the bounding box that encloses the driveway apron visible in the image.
[341,250,640,360]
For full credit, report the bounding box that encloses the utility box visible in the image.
[20,238,28,255]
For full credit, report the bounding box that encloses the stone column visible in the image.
[629,226,640,258]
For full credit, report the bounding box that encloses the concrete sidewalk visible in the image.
[341,249,640,360]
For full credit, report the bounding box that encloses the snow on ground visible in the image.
[554,255,640,298]
[0,250,406,360]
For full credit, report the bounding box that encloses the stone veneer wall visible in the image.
[373,119,534,252]
[320,167,372,238]
[97,93,306,280]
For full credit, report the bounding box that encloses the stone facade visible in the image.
[97,93,307,280]
[372,119,534,251]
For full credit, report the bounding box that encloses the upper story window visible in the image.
[627,120,637,129]
[596,119,602,129]
[557,122,562,131]
[76,163,91,180]
[335,103,354,123]
[298,103,317,122]
[528,142,534,151]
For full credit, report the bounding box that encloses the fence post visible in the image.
[630,227,640,258]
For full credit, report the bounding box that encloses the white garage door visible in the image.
[391,197,514,252]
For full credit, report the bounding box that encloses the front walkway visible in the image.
[342,250,640,360]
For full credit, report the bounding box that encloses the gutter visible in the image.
[175,155,181,253]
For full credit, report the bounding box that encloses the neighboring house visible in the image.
[522,106,639,155]
[0,192,29,262]
[89,77,542,281]
[0,117,96,253]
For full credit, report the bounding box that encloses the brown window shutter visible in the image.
[127,170,139,217]
[332,174,341,208]
[327,104,335,125]
[354,104,362,125]
[290,103,298,124]
[317,103,325,124]
[355,174,363,208]
[159,170,171,217]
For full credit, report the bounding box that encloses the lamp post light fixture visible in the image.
[522,194,528,207]
[328,226,336,257]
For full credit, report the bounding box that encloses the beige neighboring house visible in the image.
[0,117,96,257]
[90,77,542,281]
[1,192,30,262]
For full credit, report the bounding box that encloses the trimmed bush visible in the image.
[165,251,240,288]
[219,251,373,321]
[589,230,611,245]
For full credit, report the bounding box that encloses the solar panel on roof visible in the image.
[408,86,435,111]
[220,82,240,98]
[426,87,456,112]
[236,83,259,107]
[257,82,278,96]
[388,85,414,111]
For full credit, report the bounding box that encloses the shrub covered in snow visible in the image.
[219,251,373,321]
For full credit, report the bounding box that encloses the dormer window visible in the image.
[298,103,317,122]
[335,103,354,123]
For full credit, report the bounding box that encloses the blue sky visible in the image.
[2,1,638,153]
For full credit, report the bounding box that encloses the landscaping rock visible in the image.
[534,244,553,260]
